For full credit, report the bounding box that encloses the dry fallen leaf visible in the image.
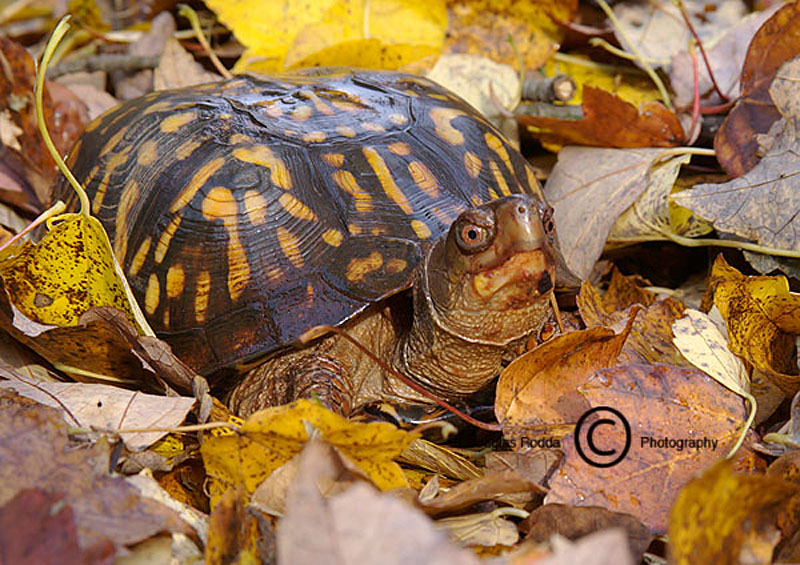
[519,87,684,151]
[546,363,748,533]
[544,147,683,279]
[672,55,800,275]
[669,459,800,564]
[201,399,417,505]
[496,311,634,437]
[705,255,800,395]
[713,1,800,177]
[154,38,222,90]
[0,379,194,451]
[0,391,192,554]
[279,439,478,564]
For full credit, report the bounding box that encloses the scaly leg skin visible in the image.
[227,350,355,417]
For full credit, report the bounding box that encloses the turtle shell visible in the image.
[54,69,543,375]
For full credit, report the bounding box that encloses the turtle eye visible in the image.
[456,222,490,252]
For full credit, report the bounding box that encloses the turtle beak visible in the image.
[470,196,556,300]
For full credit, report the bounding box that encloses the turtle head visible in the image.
[424,194,557,345]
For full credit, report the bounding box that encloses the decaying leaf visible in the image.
[154,38,222,90]
[672,55,800,275]
[713,2,800,177]
[444,0,577,71]
[544,147,682,279]
[435,508,520,547]
[418,469,542,516]
[201,400,417,505]
[0,379,194,451]
[521,503,652,562]
[519,87,684,151]
[706,256,800,394]
[279,439,478,564]
[0,391,192,554]
[669,460,800,564]
[546,363,748,533]
[496,311,634,437]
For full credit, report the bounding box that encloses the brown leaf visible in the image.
[546,363,748,533]
[519,86,684,148]
[496,311,635,436]
[577,280,689,368]
[484,450,562,487]
[419,469,543,516]
[521,504,651,561]
[278,439,478,564]
[0,391,192,552]
[669,460,800,564]
[714,2,800,177]
[206,487,263,564]
[0,489,115,565]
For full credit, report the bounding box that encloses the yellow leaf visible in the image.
[204,0,446,73]
[709,255,800,394]
[669,460,800,565]
[0,214,135,327]
[201,400,417,506]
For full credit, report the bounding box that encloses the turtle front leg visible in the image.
[227,351,355,417]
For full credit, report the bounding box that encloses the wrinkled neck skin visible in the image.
[392,240,552,401]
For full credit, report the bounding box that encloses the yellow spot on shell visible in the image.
[92,151,129,214]
[485,132,514,175]
[488,187,499,199]
[371,226,387,236]
[349,223,362,235]
[346,252,383,283]
[389,113,408,125]
[195,270,210,324]
[525,165,542,198]
[163,308,170,329]
[284,129,297,137]
[333,170,372,212]
[176,138,202,160]
[388,142,411,156]
[336,125,356,138]
[362,147,412,215]
[302,90,334,116]
[489,160,512,196]
[430,107,465,145]
[137,140,158,167]
[265,105,282,118]
[464,151,482,178]
[160,112,196,133]
[115,179,139,261]
[322,229,343,247]
[302,131,327,143]
[155,215,182,264]
[361,122,385,132]
[386,258,408,274]
[171,157,225,212]
[323,153,344,167]
[277,226,304,269]
[142,100,175,116]
[233,146,292,190]
[292,105,313,121]
[229,133,253,145]
[332,100,361,112]
[129,237,151,277]
[471,194,483,206]
[408,161,440,198]
[244,190,268,225]
[145,273,160,315]
[100,126,128,156]
[403,89,419,97]
[166,264,185,299]
[279,193,317,221]
[411,220,431,239]
[203,187,250,300]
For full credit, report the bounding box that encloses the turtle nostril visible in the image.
[537,271,553,294]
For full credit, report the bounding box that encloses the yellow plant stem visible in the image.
[178,5,232,79]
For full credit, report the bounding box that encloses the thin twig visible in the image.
[673,0,728,102]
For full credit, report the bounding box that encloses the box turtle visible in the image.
[54,69,561,416]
